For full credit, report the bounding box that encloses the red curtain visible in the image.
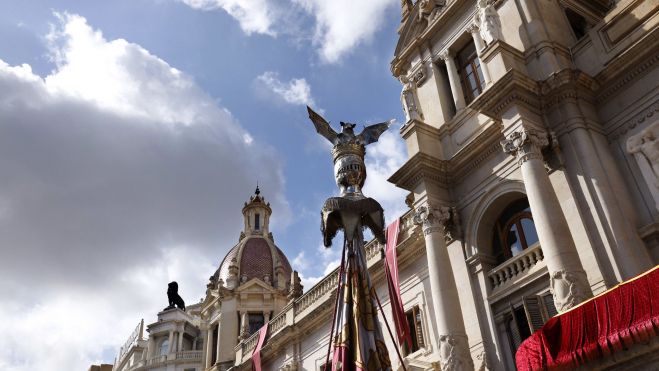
[516,266,659,370]
[385,218,413,349]
[252,322,269,371]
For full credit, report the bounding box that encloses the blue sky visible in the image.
[0,1,408,369]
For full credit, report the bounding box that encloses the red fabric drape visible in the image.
[384,218,413,349]
[516,266,659,370]
[252,322,269,371]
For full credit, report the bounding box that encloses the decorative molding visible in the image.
[597,51,659,103]
[608,100,659,142]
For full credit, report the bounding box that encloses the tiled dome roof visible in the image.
[216,236,292,287]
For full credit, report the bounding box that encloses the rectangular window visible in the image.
[402,305,425,356]
[248,313,265,335]
[255,213,260,230]
[456,41,485,104]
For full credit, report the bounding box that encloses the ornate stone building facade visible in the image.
[112,1,658,370]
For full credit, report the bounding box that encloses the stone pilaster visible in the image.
[413,203,474,371]
[205,327,213,368]
[439,50,467,110]
[501,128,592,312]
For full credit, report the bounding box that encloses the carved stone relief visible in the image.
[438,334,474,371]
[627,121,659,211]
[550,269,592,313]
[474,0,501,45]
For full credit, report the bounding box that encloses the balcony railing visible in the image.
[175,350,202,360]
[488,243,544,289]
[147,355,166,365]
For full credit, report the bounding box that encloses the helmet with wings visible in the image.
[307,106,391,146]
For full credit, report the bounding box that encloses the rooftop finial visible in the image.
[255,181,261,195]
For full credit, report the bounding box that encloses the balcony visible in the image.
[175,350,202,360]
[488,243,546,298]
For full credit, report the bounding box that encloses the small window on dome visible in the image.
[255,213,260,230]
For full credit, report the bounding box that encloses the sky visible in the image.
[0,1,409,369]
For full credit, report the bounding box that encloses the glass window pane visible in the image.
[468,73,478,90]
[476,64,485,89]
[520,218,538,246]
[507,224,523,256]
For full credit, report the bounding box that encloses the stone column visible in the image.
[501,128,592,311]
[467,23,492,86]
[439,50,467,110]
[147,336,156,359]
[240,311,249,339]
[167,330,175,354]
[215,324,222,364]
[178,330,184,352]
[414,203,474,371]
[205,327,213,368]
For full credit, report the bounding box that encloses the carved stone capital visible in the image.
[413,203,461,243]
[439,49,453,61]
[500,129,549,166]
[438,334,474,371]
[413,203,451,236]
[550,269,592,312]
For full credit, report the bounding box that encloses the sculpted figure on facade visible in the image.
[400,74,422,122]
[418,0,445,22]
[627,122,659,210]
[475,0,501,45]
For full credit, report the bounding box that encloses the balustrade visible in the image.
[488,244,544,288]
[175,350,202,360]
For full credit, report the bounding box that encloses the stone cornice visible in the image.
[388,152,449,191]
[540,69,600,112]
[470,69,541,119]
[390,121,503,191]
[401,118,442,142]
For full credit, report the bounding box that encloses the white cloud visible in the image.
[0,12,289,370]
[255,71,317,106]
[181,0,278,36]
[292,0,397,63]
[180,0,398,63]
[363,120,409,224]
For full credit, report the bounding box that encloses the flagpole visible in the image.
[323,239,348,371]
[373,280,408,371]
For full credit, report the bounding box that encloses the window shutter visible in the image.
[507,303,522,349]
[542,293,559,319]
[414,308,425,348]
[523,296,545,332]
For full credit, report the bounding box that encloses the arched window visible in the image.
[159,339,169,355]
[491,198,539,265]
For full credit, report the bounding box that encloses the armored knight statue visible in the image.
[307,106,393,371]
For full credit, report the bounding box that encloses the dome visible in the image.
[216,236,292,287]
[211,187,293,290]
